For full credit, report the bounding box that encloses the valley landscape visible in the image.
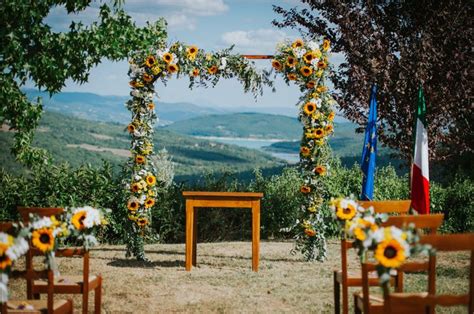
[0,89,403,181]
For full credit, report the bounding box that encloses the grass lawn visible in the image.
[8,240,471,313]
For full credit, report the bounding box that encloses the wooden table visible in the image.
[182,191,264,272]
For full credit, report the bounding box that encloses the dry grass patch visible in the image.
[7,240,471,313]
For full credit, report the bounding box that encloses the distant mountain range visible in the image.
[23,89,348,126]
[24,89,226,125]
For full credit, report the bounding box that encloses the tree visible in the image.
[0,0,167,167]
[273,0,473,161]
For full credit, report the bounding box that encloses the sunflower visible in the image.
[335,204,357,221]
[143,73,153,83]
[162,52,173,63]
[306,81,316,89]
[300,66,313,77]
[353,227,366,241]
[303,52,314,63]
[325,124,334,134]
[127,124,135,133]
[135,155,146,164]
[187,45,198,60]
[148,103,155,110]
[316,85,328,93]
[322,39,331,52]
[129,81,137,88]
[130,183,140,193]
[71,210,87,230]
[315,139,325,146]
[375,239,406,268]
[145,55,157,68]
[144,198,155,208]
[317,60,327,69]
[32,228,55,253]
[146,175,156,186]
[208,65,218,75]
[286,56,296,67]
[292,39,304,49]
[314,165,326,176]
[312,128,325,139]
[304,229,316,237]
[136,217,149,227]
[313,49,322,59]
[192,68,200,77]
[151,66,161,75]
[127,200,139,211]
[328,111,335,121]
[300,146,311,157]
[300,185,311,194]
[167,64,179,74]
[0,243,12,270]
[287,73,297,81]
[271,60,282,71]
[303,102,316,115]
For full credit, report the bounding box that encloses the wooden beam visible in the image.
[242,55,274,59]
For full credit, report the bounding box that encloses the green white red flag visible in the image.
[410,86,430,214]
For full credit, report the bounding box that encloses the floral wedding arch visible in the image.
[124,39,334,261]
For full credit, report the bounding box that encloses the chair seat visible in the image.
[33,275,100,294]
[334,269,384,286]
[354,291,385,314]
[7,299,72,313]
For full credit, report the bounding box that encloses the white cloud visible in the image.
[124,0,228,30]
[220,29,290,54]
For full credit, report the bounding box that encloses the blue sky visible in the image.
[39,0,337,114]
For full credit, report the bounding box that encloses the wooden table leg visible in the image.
[192,207,198,266]
[185,200,194,271]
[251,200,260,272]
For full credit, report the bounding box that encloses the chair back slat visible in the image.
[0,222,15,233]
[383,214,444,234]
[17,207,64,223]
[359,200,411,214]
[420,233,474,251]
[385,233,474,313]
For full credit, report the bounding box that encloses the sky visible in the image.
[38,0,342,114]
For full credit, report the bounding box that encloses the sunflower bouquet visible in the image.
[362,225,430,284]
[272,38,335,261]
[0,229,29,302]
[66,206,108,250]
[27,215,65,270]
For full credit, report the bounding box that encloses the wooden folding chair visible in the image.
[334,200,411,314]
[353,214,445,313]
[384,233,474,314]
[0,222,73,314]
[18,207,102,314]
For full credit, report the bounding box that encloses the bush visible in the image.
[431,176,474,233]
[0,155,472,245]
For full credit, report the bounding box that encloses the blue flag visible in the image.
[361,84,377,200]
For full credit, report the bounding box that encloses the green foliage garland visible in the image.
[125,42,272,259]
[271,38,335,261]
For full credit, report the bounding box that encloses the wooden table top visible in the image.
[182,191,263,198]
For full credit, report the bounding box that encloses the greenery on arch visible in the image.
[124,42,273,260]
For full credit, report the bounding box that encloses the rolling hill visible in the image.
[0,111,287,178]
[164,112,302,139]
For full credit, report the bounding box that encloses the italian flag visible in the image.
[410,86,430,214]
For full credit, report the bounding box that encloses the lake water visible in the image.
[195,136,300,164]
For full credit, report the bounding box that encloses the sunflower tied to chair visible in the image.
[0,229,30,302]
[66,206,108,250]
